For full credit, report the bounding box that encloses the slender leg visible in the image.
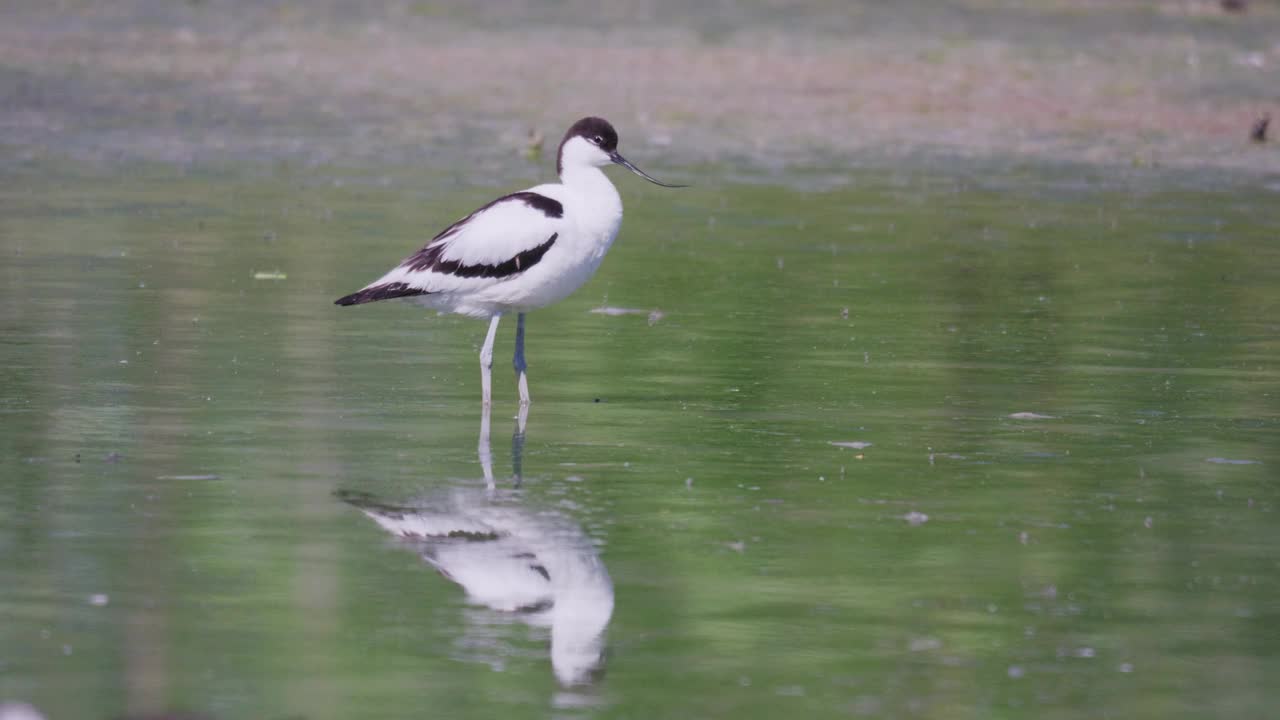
[514,312,531,406]
[480,314,502,408]
[478,401,494,492]
[511,404,528,487]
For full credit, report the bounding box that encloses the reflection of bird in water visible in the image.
[336,408,613,686]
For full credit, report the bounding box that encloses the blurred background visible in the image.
[3,0,1278,172]
[1,2,1278,720]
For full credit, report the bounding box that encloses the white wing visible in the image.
[336,189,565,305]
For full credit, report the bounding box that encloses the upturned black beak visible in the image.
[610,151,687,188]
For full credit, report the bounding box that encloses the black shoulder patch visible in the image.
[334,282,429,306]
[514,192,563,218]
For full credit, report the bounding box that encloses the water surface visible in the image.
[1,159,1278,719]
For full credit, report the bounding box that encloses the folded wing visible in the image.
[335,191,564,306]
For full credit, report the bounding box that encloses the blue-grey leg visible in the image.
[480,313,502,408]
[514,312,531,406]
[479,401,494,492]
[511,404,527,487]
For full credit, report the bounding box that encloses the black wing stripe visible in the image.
[334,233,559,306]
[399,232,558,280]
[435,233,557,279]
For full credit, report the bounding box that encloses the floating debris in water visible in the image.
[725,540,746,553]
[903,511,929,526]
[589,306,665,326]
[88,593,109,607]
[1008,412,1057,420]
[829,441,872,450]
[156,474,221,480]
[104,452,123,463]
[1205,457,1260,465]
[1143,516,1153,529]
[590,306,643,316]
[908,636,943,652]
[685,477,693,489]
[840,307,849,319]
[252,270,287,280]
[774,685,806,697]
[1007,665,1025,679]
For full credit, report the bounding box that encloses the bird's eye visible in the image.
[592,135,604,145]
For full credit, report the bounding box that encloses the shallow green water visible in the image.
[2,160,1278,719]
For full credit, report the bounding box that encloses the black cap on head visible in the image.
[554,116,686,188]
[557,117,619,174]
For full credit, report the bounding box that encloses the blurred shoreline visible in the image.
[2,1,1277,177]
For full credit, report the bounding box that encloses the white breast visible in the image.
[459,168,623,314]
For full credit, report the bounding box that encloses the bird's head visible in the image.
[557,116,685,188]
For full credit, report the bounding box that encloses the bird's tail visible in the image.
[334,282,429,306]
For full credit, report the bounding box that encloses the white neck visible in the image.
[558,162,622,254]
[560,164,623,228]
[560,164,613,192]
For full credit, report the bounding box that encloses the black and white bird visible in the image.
[335,117,683,407]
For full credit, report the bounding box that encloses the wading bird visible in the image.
[335,117,683,407]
